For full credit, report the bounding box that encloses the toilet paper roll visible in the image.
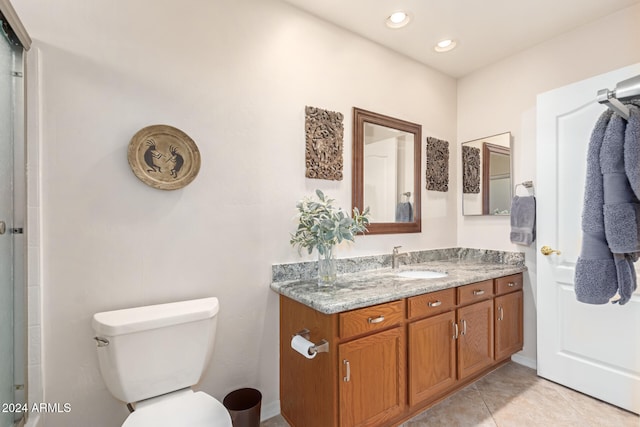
[291,335,317,359]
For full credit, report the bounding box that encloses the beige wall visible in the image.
[456,3,640,365]
[13,0,457,425]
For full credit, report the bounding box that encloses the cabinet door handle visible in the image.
[428,300,442,307]
[473,290,485,296]
[461,319,467,336]
[453,322,459,339]
[343,359,351,382]
[507,282,515,287]
[367,315,385,324]
[498,306,504,321]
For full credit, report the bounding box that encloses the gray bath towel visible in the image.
[510,196,536,246]
[601,110,640,254]
[575,104,640,305]
[625,101,640,198]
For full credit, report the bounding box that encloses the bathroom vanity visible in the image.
[271,250,525,427]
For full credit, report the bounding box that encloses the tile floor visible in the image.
[261,362,639,427]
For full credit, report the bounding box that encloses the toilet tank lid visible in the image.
[92,297,219,336]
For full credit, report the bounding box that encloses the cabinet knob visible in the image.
[428,300,442,307]
[473,290,485,296]
[367,315,385,324]
[507,282,515,287]
[452,322,459,339]
[498,306,504,321]
[343,359,351,382]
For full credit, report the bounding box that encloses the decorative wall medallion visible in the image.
[128,125,201,190]
[462,145,480,194]
[426,137,449,192]
[305,106,344,181]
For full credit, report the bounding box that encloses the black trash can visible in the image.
[223,388,262,427]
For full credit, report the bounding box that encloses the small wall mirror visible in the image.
[462,132,512,216]
[352,107,421,234]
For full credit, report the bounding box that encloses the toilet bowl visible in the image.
[92,297,233,426]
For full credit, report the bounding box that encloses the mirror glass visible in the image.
[461,132,512,216]
[353,108,421,234]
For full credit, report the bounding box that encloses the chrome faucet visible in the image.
[392,246,409,269]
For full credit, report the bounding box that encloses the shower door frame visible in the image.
[0,31,25,427]
[0,1,30,426]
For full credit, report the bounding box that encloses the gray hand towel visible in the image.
[510,196,536,246]
[395,202,412,222]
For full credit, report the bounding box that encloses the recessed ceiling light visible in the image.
[386,11,411,29]
[434,39,457,53]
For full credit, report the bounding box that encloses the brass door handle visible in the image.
[540,245,561,256]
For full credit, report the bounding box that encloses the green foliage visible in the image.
[290,189,370,256]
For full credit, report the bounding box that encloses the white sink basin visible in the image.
[396,270,448,279]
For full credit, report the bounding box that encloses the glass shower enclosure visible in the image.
[0,9,26,427]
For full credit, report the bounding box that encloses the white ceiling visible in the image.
[282,0,640,78]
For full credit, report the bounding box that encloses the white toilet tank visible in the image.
[92,297,220,404]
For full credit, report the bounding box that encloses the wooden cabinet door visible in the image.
[457,299,494,380]
[339,327,405,427]
[495,290,523,361]
[408,311,457,407]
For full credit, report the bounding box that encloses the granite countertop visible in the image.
[270,257,526,314]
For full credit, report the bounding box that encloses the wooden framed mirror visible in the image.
[461,132,512,216]
[352,107,421,234]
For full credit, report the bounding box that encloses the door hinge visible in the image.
[10,228,24,234]
[12,71,23,77]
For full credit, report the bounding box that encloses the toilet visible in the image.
[92,297,233,426]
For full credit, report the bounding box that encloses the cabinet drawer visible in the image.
[495,273,523,295]
[340,300,404,339]
[407,288,456,320]
[457,280,493,306]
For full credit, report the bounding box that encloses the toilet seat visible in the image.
[122,389,232,427]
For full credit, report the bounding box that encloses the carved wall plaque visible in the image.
[426,137,449,192]
[305,106,344,181]
[462,145,481,194]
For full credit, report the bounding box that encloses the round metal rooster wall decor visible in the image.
[127,124,201,190]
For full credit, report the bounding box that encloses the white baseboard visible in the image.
[261,399,281,422]
[511,353,537,370]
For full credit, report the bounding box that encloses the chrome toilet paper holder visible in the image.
[295,329,329,355]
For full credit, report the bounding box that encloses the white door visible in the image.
[536,63,640,414]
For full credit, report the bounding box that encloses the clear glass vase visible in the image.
[317,245,337,286]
